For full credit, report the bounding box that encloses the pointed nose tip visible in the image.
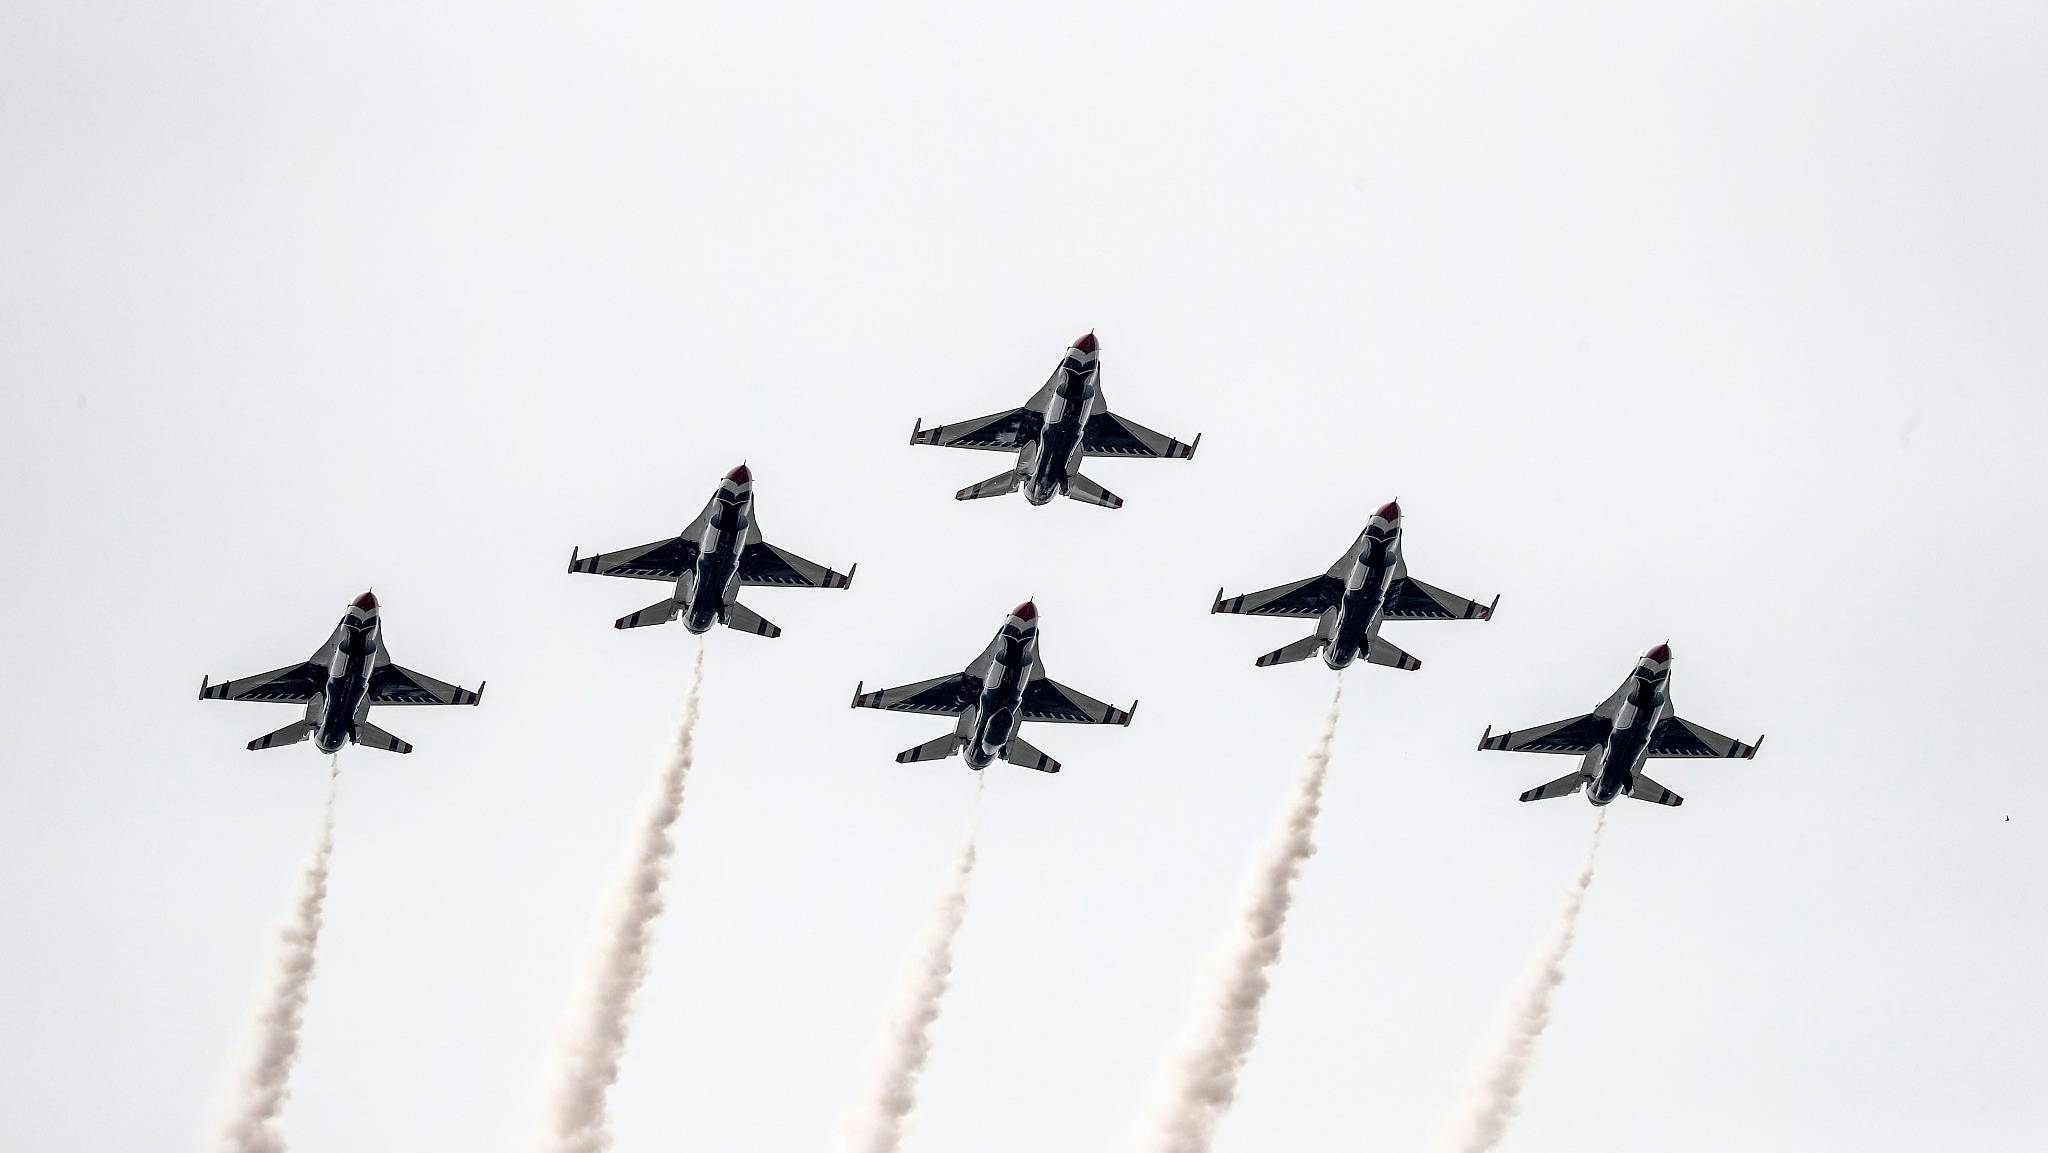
[1375,500,1401,521]
[1645,642,1671,663]
[725,463,752,484]
[1072,332,1098,354]
[351,590,378,611]
[1012,600,1038,622]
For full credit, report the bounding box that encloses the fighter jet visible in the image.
[909,333,1199,509]
[198,591,483,754]
[1477,644,1765,807]
[851,601,1135,773]
[1211,501,1495,671]
[568,465,854,635]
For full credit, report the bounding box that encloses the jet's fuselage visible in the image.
[1323,528,1401,670]
[679,484,753,633]
[312,610,381,753]
[965,624,1037,767]
[1583,667,1671,805]
[1025,352,1100,506]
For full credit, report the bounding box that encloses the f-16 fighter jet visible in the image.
[198,591,483,754]
[909,333,1199,509]
[1477,644,1764,807]
[850,601,1135,774]
[567,465,855,635]
[1211,501,1495,671]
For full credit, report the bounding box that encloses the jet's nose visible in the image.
[1375,499,1401,521]
[725,463,752,485]
[1645,642,1672,663]
[1072,332,1098,355]
[1012,600,1038,622]
[351,590,379,611]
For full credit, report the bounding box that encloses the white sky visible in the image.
[3,2,2044,1150]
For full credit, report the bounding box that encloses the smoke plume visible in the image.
[539,643,707,1153]
[841,773,986,1153]
[1439,809,1607,1153]
[1139,680,1344,1153]
[214,756,341,1153]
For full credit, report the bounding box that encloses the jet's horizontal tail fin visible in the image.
[247,720,314,751]
[722,601,781,638]
[1518,771,1586,802]
[354,721,414,755]
[1062,472,1124,509]
[1627,772,1684,807]
[955,470,1024,501]
[1002,735,1061,773]
[1255,634,1325,667]
[1366,634,1422,671]
[896,734,965,763]
[615,597,681,630]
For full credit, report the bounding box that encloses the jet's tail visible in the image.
[247,719,314,751]
[1518,771,1586,802]
[1627,772,1684,807]
[896,734,965,763]
[615,597,681,630]
[1001,734,1061,774]
[1256,634,1325,667]
[1062,472,1124,510]
[1366,634,1422,671]
[955,470,1025,501]
[722,601,782,638]
[354,721,414,755]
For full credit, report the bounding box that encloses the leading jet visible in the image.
[568,465,855,635]
[198,591,484,754]
[909,333,1199,509]
[851,601,1135,774]
[1477,644,1765,807]
[1211,501,1495,671]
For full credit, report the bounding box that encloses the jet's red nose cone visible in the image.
[1375,500,1401,520]
[1072,332,1098,354]
[726,464,752,484]
[1645,643,1671,662]
[1012,600,1038,621]
[351,590,378,611]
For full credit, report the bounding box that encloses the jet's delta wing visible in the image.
[852,602,1134,775]
[568,465,854,637]
[1478,644,1763,808]
[1212,501,1494,672]
[910,333,1198,509]
[199,591,483,755]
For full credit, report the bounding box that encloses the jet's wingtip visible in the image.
[909,418,924,444]
[567,546,580,572]
[850,681,864,708]
[1478,725,1492,750]
[1484,593,1500,619]
[843,562,859,588]
[1185,432,1203,459]
[1124,700,1139,726]
[1751,734,1767,755]
[198,675,209,700]
[1210,587,1224,614]
[472,680,487,705]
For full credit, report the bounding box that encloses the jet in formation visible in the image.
[1211,501,1495,670]
[199,591,484,754]
[851,601,1135,773]
[910,333,1200,509]
[1478,644,1764,807]
[568,465,855,635]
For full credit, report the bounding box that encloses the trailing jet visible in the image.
[850,601,1135,774]
[1211,501,1495,671]
[909,333,1199,509]
[198,591,483,754]
[1478,644,1764,807]
[568,465,854,635]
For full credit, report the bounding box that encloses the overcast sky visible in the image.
[3,3,2044,1151]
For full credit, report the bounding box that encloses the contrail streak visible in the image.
[214,756,341,1153]
[1439,809,1607,1153]
[539,643,707,1153]
[1139,680,1344,1153]
[841,774,986,1153]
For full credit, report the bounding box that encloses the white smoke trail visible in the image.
[841,773,986,1153]
[539,643,707,1153]
[1139,680,1344,1153]
[214,756,341,1153]
[1439,809,1608,1153]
